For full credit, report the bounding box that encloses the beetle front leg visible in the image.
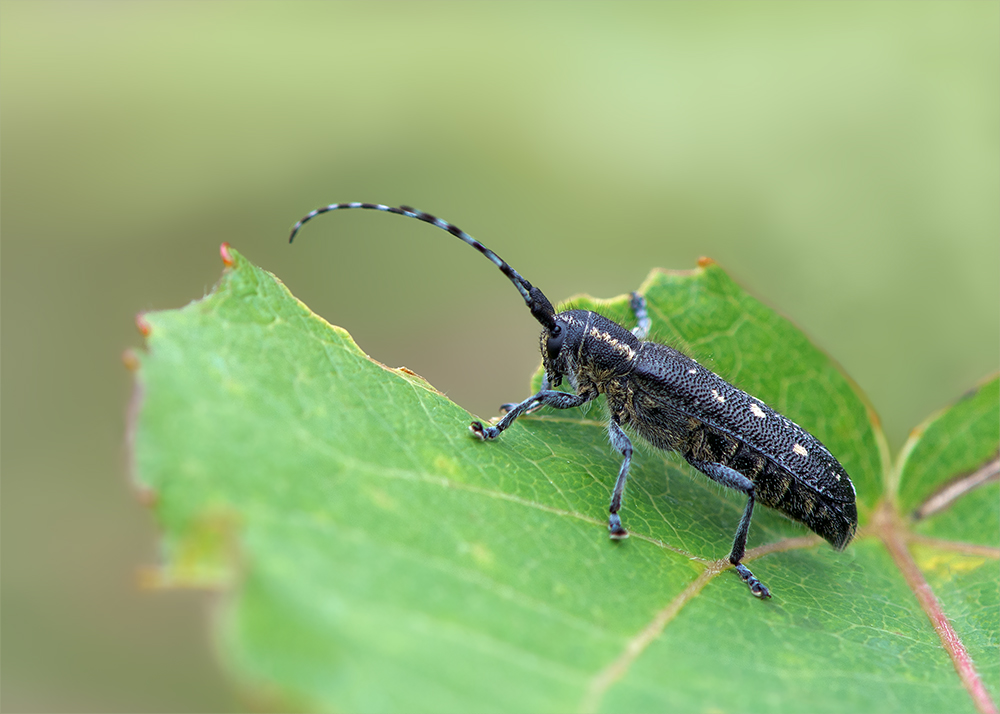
[470,387,594,440]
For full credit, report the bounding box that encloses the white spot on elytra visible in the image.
[688,368,697,374]
[711,389,726,404]
[749,403,766,419]
[834,473,841,481]
[793,443,808,457]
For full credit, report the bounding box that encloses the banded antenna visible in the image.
[289,202,560,334]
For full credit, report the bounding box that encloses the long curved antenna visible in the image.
[289,202,559,333]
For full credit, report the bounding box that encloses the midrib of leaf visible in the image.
[871,501,999,714]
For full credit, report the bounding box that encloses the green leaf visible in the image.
[895,376,999,545]
[891,375,1000,711]
[130,248,998,713]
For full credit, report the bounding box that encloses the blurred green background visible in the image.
[2,1,997,710]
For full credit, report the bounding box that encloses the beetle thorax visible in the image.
[541,310,640,389]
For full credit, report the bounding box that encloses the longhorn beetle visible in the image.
[289,202,858,598]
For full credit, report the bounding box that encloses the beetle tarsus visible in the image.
[469,421,496,440]
[734,563,771,599]
[608,513,629,539]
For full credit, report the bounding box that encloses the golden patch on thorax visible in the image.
[586,326,635,360]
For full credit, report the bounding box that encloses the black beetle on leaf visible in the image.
[290,203,858,598]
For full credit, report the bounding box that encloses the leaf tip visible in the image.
[906,421,927,444]
[135,312,152,337]
[220,241,235,267]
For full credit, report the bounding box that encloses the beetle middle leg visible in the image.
[606,418,634,539]
[685,458,772,599]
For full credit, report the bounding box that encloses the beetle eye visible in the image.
[546,325,564,361]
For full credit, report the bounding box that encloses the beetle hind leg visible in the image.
[730,496,771,599]
[685,457,772,599]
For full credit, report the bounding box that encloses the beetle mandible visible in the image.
[289,202,859,598]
